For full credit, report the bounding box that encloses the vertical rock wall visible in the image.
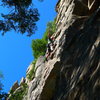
[26,0,100,100]
[7,0,100,100]
[52,0,100,100]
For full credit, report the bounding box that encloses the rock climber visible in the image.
[45,33,55,61]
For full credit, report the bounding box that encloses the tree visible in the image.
[32,19,56,59]
[0,72,8,100]
[43,19,56,40]
[32,39,47,59]
[0,0,40,36]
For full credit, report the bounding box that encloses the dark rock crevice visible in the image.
[53,6,100,100]
[7,1,100,100]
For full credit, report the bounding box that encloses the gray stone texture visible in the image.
[7,0,100,100]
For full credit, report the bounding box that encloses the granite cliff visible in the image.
[7,0,100,100]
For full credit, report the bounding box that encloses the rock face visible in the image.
[10,81,19,92]
[27,59,61,100]
[26,64,34,83]
[7,81,19,100]
[8,0,100,100]
[26,0,100,99]
[20,77,26,86]
[27,56,45,100]
[28,0,99,99]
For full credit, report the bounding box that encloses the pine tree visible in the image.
[0,0,40,36]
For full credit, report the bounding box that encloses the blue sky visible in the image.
[0,0,57,92]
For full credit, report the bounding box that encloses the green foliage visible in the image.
[27,19,56,81]
[9,83,28,100]
[32,39,47,59]
[0,72,8,100]
[0,92,8,100]
[47,19,56,34]
[0,0,40,36]
[27,60,37,81]
[32,19,56,59]
[43,19,56,40]
[9,89,14,95]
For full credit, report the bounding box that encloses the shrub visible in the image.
[32,39,47,59]
[27,59,37,81]
[28,19,56,81]
[32,19,56,59]
[9,83,28,100]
